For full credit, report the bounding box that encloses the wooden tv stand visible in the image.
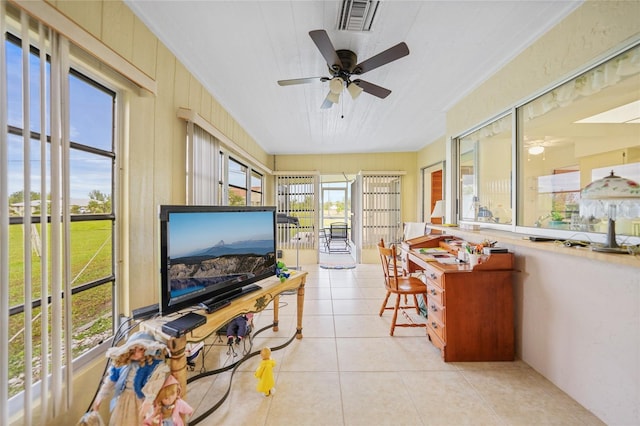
[401,238,514,362]
[141,271,307,394]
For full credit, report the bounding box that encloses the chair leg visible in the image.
[390,294,401,336]
[413,295,421,315]
[379,291,391,316]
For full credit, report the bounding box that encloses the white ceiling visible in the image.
[124,0,582,155]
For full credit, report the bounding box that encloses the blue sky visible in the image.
[169,210,274,257]
[6,40,114,201]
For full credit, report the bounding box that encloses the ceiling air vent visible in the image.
[337,0,380,32]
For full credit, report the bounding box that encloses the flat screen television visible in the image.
[159,205,277,316]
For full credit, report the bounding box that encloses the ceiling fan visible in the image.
[277,29,410,109]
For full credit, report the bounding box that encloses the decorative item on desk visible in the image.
[468,253,482,266]
[466,243,484,255]
[276,261,290,282]
[466,243,487,266]
[580,171,640,253]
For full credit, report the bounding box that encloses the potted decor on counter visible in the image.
[549,211,565,228]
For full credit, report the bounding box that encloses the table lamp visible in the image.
[431,199,446,224]
[580,171,640,253]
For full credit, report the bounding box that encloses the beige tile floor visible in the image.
[184,263,604,426]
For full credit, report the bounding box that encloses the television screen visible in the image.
[159,205,277,316]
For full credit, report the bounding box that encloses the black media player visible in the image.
[161,312,206,337]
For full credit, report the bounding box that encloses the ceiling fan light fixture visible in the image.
[329,77,344,94]
[327,90,340,104]
[347,82,364,99]
[528,146,545,155]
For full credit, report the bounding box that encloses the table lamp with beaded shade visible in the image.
[580,171,640,253]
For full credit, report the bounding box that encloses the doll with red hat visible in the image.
[143,374,193,426]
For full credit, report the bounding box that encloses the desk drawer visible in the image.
[423,265,443,288]
[426,282,444,306]
[427,300,445,324]
[428,315,445,343]
[428,326,445,355]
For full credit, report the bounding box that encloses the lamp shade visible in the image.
[329,77,344,94]
[347,82,363,99]
[581,171,640,200]
[431,200,445,219]
[326,91,340,105]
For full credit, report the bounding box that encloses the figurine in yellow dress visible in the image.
[254,347,276,396]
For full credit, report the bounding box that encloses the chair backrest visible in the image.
[377,242,399,291]
[403,222,428,240]
[330,222,348,239]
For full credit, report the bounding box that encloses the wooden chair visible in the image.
[377,242,428,336]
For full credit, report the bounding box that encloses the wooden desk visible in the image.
[141,271,307,394]
[403,242,514,362]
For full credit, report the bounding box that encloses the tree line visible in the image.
[8,190,112,215]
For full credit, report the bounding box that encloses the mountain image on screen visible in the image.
[168,239,276,295]
[189,239,274,258]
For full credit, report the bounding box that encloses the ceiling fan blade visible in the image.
[320,94,334,109]
[278,77,328,86]
[309,30,343,71]
[352,79,392,99]
[320,89,341,109]
[353,42,410,75]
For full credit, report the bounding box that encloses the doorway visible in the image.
[319,176,356,265]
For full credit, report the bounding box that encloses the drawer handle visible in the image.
[430,322,438,329]
[429,273,437,280]
[430,289,437,296]
[430,304,438,312]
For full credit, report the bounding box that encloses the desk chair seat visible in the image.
[378,242,428,336]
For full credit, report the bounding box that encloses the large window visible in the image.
[457,114,513,224]
[186,121,265,206]
[3,8,116,405]
[276,174,318,250]
[250,170,263,206]
[228,156,248,205]
[517,43,640,237]
[455,42,640,244]
[360,174,402,247]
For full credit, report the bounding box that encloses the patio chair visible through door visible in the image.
[328,222,350,253]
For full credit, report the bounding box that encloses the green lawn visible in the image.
[8,220,113,397]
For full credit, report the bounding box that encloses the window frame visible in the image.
[453,40,640,246]
[3,14,119,413]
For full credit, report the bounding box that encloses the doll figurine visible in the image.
[254,346,276,396]
[143,374,193,426]
[226,313,253,345]
[93,331,169,426]
[275,261,290,282]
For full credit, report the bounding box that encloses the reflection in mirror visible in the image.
[517,44,640,238]
[458,114,513,224]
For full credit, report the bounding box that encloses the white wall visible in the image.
[441,227,640,425]
[512,247,639,424]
